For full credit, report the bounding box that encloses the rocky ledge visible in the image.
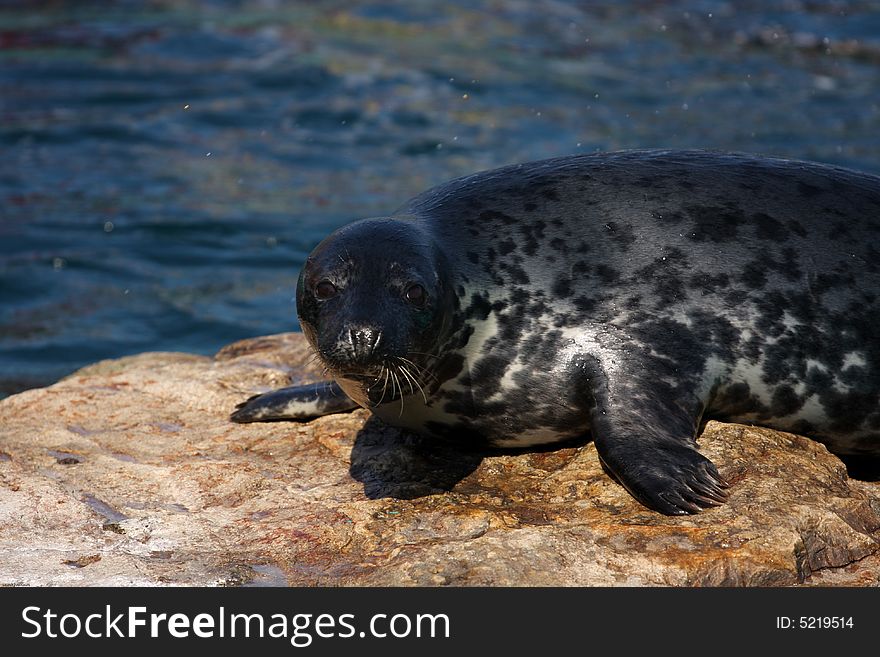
[1,333,878,586]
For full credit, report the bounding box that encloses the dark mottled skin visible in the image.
[232,150,880,515]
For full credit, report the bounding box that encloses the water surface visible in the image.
[2,0,879,395]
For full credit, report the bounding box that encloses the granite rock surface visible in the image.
[1,333,878,586]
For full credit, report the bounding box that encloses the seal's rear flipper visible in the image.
[230,381,357,423]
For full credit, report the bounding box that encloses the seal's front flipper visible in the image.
[589,374,729,515]
[230,381,357,423]
[596,435,729,515]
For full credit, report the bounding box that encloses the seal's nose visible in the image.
[347,324,383,362]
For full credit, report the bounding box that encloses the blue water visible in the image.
[2,0,880,396]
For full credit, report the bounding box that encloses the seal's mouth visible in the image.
[339,370,383,385]
[316,360,378,382]
[316,349,383,380]
[325,356,434,409]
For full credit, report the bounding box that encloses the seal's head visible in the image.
[296,218,454,407]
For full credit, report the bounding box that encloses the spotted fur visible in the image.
[232,150,880,515]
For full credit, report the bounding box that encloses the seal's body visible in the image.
[233,150,880,514]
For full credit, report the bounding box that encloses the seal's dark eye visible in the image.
[314,280,338,300]
[405,283,427,307]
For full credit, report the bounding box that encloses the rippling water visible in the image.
[2,0,879,396]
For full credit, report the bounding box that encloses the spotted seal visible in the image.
[232,149,880,515]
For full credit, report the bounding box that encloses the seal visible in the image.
[232,149,880,515]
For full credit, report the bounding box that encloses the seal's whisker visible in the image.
[395,360,417,397]
[398,357,428,404]
[416,379,429,404]
[397,359,429,404]
[405,350,443,362]
[376,365,391,406]
[389,368,405,417]
[398,356,439,384]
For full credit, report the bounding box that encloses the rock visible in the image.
[1,332,878,586]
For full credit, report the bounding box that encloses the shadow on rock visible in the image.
[838,453,880,481]
[349,416,593,500]
[349,416,486,499]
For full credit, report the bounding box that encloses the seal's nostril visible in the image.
[348,325,381,360]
